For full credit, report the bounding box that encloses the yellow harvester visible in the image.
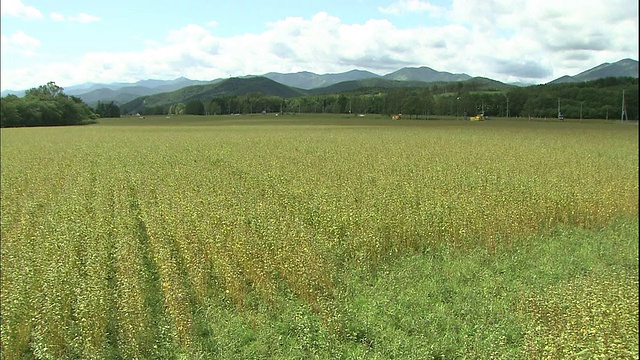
[469,112,485,121]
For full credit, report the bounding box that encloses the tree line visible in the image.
[2,77,637,127]
[132,77,638,120]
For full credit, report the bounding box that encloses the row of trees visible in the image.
[503,77,637,120]
[3,78,636,126]
[162,93,285,116]
[151,92,425,117]
[1,82,98,127]
[132,77,637,120]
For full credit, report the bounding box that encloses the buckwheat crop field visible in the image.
[1,115,638,359]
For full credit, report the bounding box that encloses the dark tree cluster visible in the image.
[94,101,121,118]
[505,77,638,120]
[184,99,205,115]
[1,82,97,127]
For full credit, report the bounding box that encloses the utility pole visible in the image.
[621,89,627,122]
[557,98,563,120]
[580,102,583,121]
[506,96,509,118]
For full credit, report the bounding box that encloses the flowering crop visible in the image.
[1,118,637,357]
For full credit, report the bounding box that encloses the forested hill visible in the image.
[263,69,380,90]
[125,77,306,110]
[310,77,512,96]
[548,58,638,84]
[307,78,435,94]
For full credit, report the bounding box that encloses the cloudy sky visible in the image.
[1,0,638,91]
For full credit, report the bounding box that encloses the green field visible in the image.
[1,114,638,359]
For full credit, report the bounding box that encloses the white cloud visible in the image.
[205,20,218,27]
[49,11,100,23]
[445,0,638,78]
[49,12,65,21]
[0,31,42,72]
[1,30,40,50]
[1,0,43,19]
[69,13,100,23]
[1,1,638,91]
[378,0,444,16]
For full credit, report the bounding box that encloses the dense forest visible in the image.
[130,77,638,121]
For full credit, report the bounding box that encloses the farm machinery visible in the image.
[469,112,486,121]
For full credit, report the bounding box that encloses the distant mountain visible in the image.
[263,69,380,89]
[3,59,637,103]
[549,58,638,84]
[137,77,217,93]
[507,80,536,87]
[64,77,219,106]
[548,75,578,84]
[121,76,306,113]
[383,66,472,82]
[0,89,26,97]
[0,66,466,99]
[75,87,154,107]
[262,67,472,91]
[201,77,305,98]
[574,58,638,81]
[463,77,514,90]
[63,77,215,95]
[311,76,512,95]
[62,82,109,95]
[0,77,215,97]
[309,78,430,94]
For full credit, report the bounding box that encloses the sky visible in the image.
[1,0,638,91]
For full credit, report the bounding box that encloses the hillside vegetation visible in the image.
[0,82,97,127]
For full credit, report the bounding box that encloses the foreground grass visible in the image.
[179,216,638,359]
[342,218,638,359]
[1,115,637,358]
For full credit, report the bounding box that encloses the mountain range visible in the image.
[1,59,637,107]
[548,58,638,84]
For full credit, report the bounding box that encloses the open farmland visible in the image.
[1,115,638,358]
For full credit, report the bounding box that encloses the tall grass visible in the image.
[1,116,637,358]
